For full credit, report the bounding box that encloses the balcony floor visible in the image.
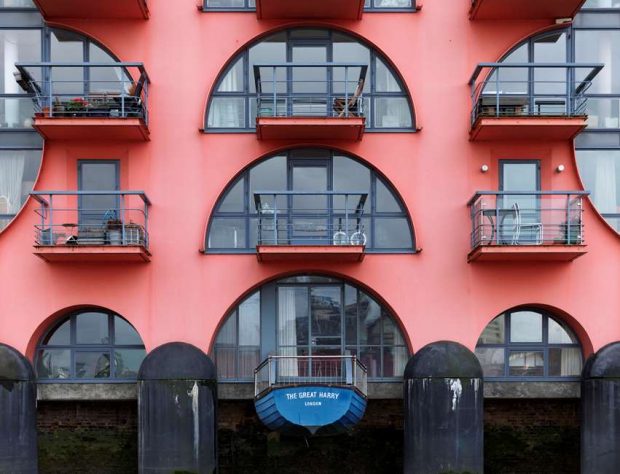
[469,0,586,20]
[256,117,365,141]
[33,117,150,142]
[34,245,151,263]
[470,116,587,142]
[33,0,148,19]
[468,245,587,263]
[256,0,364,20]
[257,245,365,262]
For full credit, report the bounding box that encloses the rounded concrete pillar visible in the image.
[0,343,38,474]
[138,342,217,474]
[404,341,484,474]
[582,342,620,474]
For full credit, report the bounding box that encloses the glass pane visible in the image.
[76,312,110,344]
[576,31,620,94]
[218,58,244,92]
[0,0,36,6]
[217,313,237,345]
[310,286,342,347]
[114,317,143,345]
[239,292,260,346]
[278,286,309,346]
[374,97,412,128]
[89,43,127,95]
[478,315,505,344]
[292,46,327,94]
[333,156,370,212]
[582,0,620,6]
[238,348,260,378]
[207,97,245,128]
[206,0,245,6]
[549,348,582,376]
[50,30,85,96]
[508,351,544,376]
[475,348,505,377]
[383,314,405,346]
[376,58,402,92]
[0,98,34,128]
[375,0,411,6]
[548,319,578,344]
[44,320,71,345]
[374,218,412,249]
[37,349,71,379]
[114,348,145,378]
[575,150,620,219]
[533,32,567,95]
[376,178,402,212]
[215,347,237,379]
[249,155,287,213]
[208,218,246,248]
[79,161,119,225]
[359,346,381,378]
[359,292,382,345]
[510,311,543,343]
[75,351,111,379]
[278,276,340,284]
[383,346,407,377]
[586,98,620,128]
[345,285,357,345]
[249,37,287,93]
[292,164,328,213]
[217,179,245,213]
[0,149,42,232]
[0,30,41,94]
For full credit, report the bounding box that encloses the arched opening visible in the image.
[35,307,146,381]
[212,274,410,381]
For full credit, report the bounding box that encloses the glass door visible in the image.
[289,159,330,245]
[78,160,120,226]
[500,160,541,244]
[291,43,328,117]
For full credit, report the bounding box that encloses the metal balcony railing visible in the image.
[468,191,589,248]
[254,191,368,246]
[254,63,368,118]
[469,63,604,125]
[30,191,151,248]
[14,62,150,124]
[254,355,368,398]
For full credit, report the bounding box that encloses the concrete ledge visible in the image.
[484,381,580,399]
[37,383,137,401]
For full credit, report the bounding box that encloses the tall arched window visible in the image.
[213,275,409,381]
[206,28,414,131]
[475,308,582,381]
[206,148,414,252]
[36,309,146,381]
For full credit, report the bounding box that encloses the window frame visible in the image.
[201,0,417,13]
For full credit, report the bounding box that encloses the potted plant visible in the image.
[106,218,123,245]
[64,98,90,117]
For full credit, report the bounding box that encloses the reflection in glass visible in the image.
[45,320,71,345]
[548,319,577,344]
[76,312,109,344]
[278,286,309,347]
[478,315,505,344]
[548,348,582,376]
[208,218,246,248]
[0,30,41,94]
[374,97,412,128]
[475,348,505,377]
[208,97,245,128]
[0,149,42,232]
[76,352,111,379]
[37,349,70,379]
[510,311,542,343]
[576,31,620,94]
[509,351,544,376]
[115,349,146,378]
[115,317,143,345]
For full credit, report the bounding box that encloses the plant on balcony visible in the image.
[124,221,144,246]
[64,98,91,116]
[106,218,124,245]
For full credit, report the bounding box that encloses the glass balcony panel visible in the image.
[0,97,34,128]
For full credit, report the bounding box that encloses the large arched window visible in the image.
[36,309,146,381]
[206,148,414,252]
[206,28,414,131]
[0,24,127,233]
[475,308,582,381]
[213,275,409,381]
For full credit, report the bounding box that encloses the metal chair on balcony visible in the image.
[333,79,365,118]
[512,202,543,245]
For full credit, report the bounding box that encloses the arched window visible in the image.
[206,28,414,131]
[206,148,414,252]
[475,308,582,380]
[213,275,409,381]
[36,309,146,381]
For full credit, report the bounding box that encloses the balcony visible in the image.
[14,63,150,142]
[254,63,367,141]
[256,0,364,20]
[468,191,589,262]
[469,63,603,141]
[254,355,368,435]
[33,0,148,20]
[469,0,586,20]
[30,191,151,263]
[254,191,367,262]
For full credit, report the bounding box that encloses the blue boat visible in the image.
[254,356,368,436]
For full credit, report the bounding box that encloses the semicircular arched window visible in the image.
[206,148,415,252]
[206,28,414,131]
[475,308,582,381]
[36,309,146,381]
[213,275,409,381]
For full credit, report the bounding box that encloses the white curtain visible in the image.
[561,348,582,376]
[3,30,20,127]
[278,287,299,377]
[593,154,618,214]
[0,152,25,214]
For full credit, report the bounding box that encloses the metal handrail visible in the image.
[254,63,368,119]
[14,62,150,124]
[468,191,589,248]
[468,62,604,124]
[254,355,368,399]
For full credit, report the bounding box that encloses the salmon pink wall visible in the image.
[0,0,618,363]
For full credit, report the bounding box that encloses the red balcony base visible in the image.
[256,117,365,141]
[468,245,587,263]
[33,118,150,142]
[469,0,586,20]
[34,245,151,263]
[33,0,148,19]
[256,0,364,20]
[470,117,587,142]
[256,245,365,262]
